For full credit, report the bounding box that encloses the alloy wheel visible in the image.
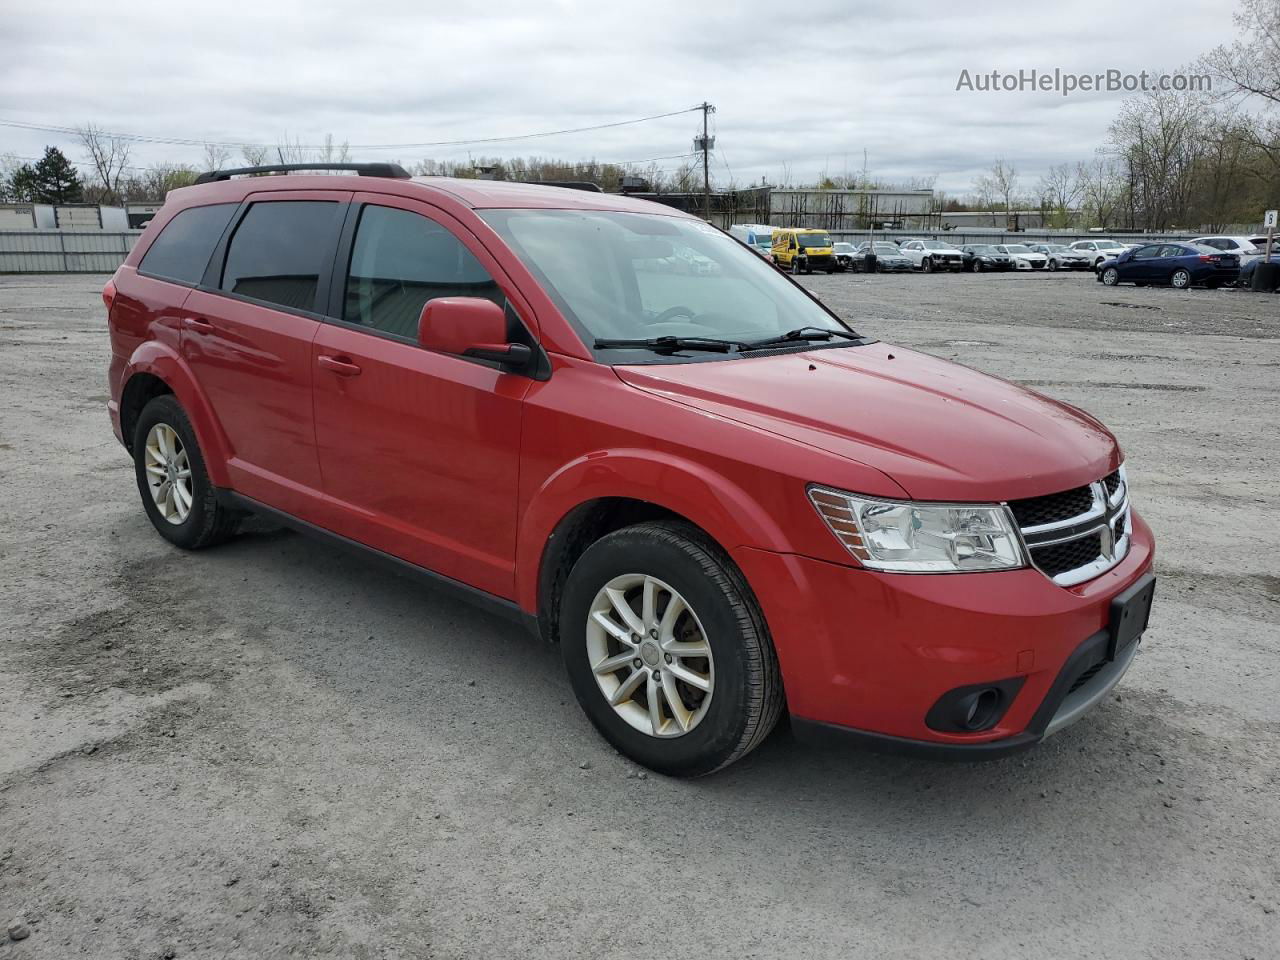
[1172,269,1191,289]
[143,422,193,524]
[585,573,714,738]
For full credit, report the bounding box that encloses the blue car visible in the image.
[1096,242,1240,290]
[1238,250,1279,288]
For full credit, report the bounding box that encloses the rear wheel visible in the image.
[1171,268,1192,289]
[1101,267,1120,286]
[560,522,784,777]
[132,395,241,549]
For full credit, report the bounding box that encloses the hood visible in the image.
[614,345,1119,502]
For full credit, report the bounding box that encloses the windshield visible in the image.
[1096,241,1125,250]
[921,241,952,250]
[833,243,855,253]
[1004,244,1032,253]
[754,237,772,250]
[873,243,900,254]
[797,233,832,248]
[968,245,995,254]
[479,209,851,353]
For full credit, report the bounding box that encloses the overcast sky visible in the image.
[1,0,1237,195]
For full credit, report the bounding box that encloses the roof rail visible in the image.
[193,162,412,184]
[521,180,604,193]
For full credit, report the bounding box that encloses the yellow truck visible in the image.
[771,228,838,274]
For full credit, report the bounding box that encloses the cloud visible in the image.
[0,0,1232,195]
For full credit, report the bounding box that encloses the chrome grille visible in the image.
[1011,466,1131,587]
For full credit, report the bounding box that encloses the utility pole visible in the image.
[693,101,716,222]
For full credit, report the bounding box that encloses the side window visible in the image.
[344,205,503,340]
[221,201,342,312]
[1132,245,1161,259]
[1159,245,1184,258]
[138,203,237,285]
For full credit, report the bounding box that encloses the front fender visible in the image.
[125,341,233,488]
[515,448,796,612]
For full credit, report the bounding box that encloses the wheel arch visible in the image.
[120,342,233,487]
[518,451,793,643]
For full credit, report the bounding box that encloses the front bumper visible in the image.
[731,510,1155,756]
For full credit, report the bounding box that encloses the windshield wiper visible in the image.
[593,336,743,354]
[743,326,862,351]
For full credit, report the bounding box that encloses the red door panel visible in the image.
[182,290,322,512]
[311,325,529,597]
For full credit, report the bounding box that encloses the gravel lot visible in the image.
[1,271,1277,959]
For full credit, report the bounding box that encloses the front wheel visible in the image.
[1048,259,1058,272]
[1101,267,1120,286]
[1171,268,1191,289]
[791,258,802,275]
[923,257,934,273]
[132,395,241,549]
[560,522,784,777]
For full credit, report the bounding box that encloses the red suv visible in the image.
[105,163,1155,776]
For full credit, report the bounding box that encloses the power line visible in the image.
[0,107,705,152]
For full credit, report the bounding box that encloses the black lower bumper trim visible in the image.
[791,717,1039,762]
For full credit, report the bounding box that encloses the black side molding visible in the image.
[195,163,411,184]
[217,490,540,637]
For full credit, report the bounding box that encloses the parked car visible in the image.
[1247,236,1272,252]
[1237,250,1279,287]
[1068,239,1131,270]
[1028,243,1091,271]
[772,228,837,274]
[833,242,859,271]
[105,163,1155,776]
[892,237,925,247]
[854,241,914,272]
[1097,242,1240,289]
[899,239,965,272]
[1191,236,1262,261]
[993,244,1049,270]
[729,223,775,261]
[960,244,1014,272]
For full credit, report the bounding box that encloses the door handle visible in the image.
[318,355,362,377]
[183,317,214,333]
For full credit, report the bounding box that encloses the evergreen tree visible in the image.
[31,147,84,203]
[6,163,40,202]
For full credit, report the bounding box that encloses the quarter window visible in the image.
[221,201,342,312]
[138,203,237,285]
[343,205,503,340]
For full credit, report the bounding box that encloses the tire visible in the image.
[132,395,241,550]
[559,522,784,777]
[1171,268,1191,289]
[791,258,802,275]
[1048,259,1058,272]
[923,257,934,273]
[1101,267,1120,286]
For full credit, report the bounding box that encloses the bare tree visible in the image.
[1202,0,1280,107]
[1036,162,1083,227]
[1076,155,1122,229]
[241,144,270,167]
[201,142,231,173]
[76,123,132,204]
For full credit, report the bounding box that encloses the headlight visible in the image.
[808,486,1026,573]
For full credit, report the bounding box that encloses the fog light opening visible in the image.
[960,688,1003,731]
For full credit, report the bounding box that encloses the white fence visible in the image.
[0,231,143,273]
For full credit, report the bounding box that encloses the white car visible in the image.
[898,239,965,272]
[1068,239,1132,270]
[1191,236,1263,262]
[993,243,1049,270]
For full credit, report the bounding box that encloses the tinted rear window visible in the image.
[221,201,342,312]
[138,203,237,285]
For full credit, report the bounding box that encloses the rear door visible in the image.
[182,191,350,514]
[309,194,534,597]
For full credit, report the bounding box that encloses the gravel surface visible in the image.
[1,271,1277,959]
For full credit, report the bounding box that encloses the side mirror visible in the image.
[417,297,532,370]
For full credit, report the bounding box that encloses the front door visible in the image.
[311,196,532,598]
